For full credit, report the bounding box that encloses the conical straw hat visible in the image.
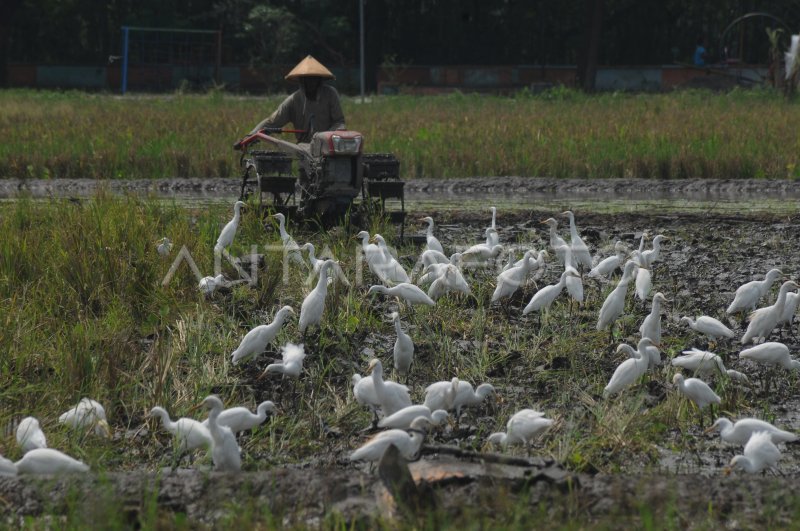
[285,55,335,81]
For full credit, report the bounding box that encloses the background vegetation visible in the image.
[4,0,800,92]
[2,88,800,181]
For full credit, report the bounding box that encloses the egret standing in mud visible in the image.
[727,268,783,315]
[680,315,734,348]
[596,261,637,341]
[706,417,798,445]
[726,432,782,475]
[391,312,414,382]
[204,401,276,435]
[202,395,242,473]
[487,409,554,450]
[741,281,800,345]
[672,373,721,427]
[272,213,305,267]
[149,406,212,454]
[349,416,431,463]
[230,306,295,364]
[299,260,336,334]
[421,216,444,254]
[215,200,245,255]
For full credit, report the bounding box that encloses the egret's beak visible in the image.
[539,220,549,225]
[97,419,112,439]
[187,401,205,414]
[256,369,270,381]
[723,466,732,476]
[703,425,716,435]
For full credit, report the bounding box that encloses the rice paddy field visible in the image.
[2,89,800,529]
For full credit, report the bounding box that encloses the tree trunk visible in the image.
[0,0,24,87]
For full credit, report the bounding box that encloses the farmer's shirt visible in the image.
[250,85,346,143]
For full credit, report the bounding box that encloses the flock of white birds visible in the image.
[4,202,800,478]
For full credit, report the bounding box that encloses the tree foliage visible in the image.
[4,0,800,89]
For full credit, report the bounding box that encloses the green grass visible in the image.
[2,87,800,180]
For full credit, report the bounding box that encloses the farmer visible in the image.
[248,55,346,143]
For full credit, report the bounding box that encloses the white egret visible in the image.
[198,274,225,296]
[260,342,306,379]
[156,237,173,257]
[352,372,381,422]
[428,264,471,300]
[420,216,444,254]
[672,373,721,424]
[680,315,734,344]
[366,358,412,417]
[349,417,431,462]
[492,250,535,302]
[356,230,388,282]
[391,312,414,381]
[59,398,111,438]
[523,269,580,316]
[561,211,593,270]
[739,342,800,370]
[588,241,627,280]
[461,237,503,267]
[639,292,667,344]
[16,417,47,453]
[487,409,554,449]
[596,261,637,336]
[418,254,464,285]
[554,244,583,305]
[272,213,304,266]
[484,227,500,248]
[15,448,89,475]
[214,200,245,254]
[640,234,667,269]
[603,340,651,397]
[485,206,500,247]
[149,406,212,452]
[777,291,800,331]
[368,283,435,307]
[301,243,350,287]
[378,405,449,429]
[204,401,276,434]
[373,234,410,284]
[621,337,661,371]
[671,348,726,376]
[0,456,16,476]
[423,377,461,412]
[505,249,548,274]
[632,252,652,302]
[541,218,568,265]
[452,381,496,417]
[726,432,781,475]
[230,305,295,364]
[202,395,242,473]
[785,34,800,80]
[299,260,334,333]
[419,249,451,269]
[727,268,783,315]
[725,369,750,384]
[742,281,800,345]
[706,417,798,445]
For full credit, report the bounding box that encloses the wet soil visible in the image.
[3,184,800,526]
[4,176,800,202]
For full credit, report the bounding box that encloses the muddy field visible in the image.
[3,191,800,528]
